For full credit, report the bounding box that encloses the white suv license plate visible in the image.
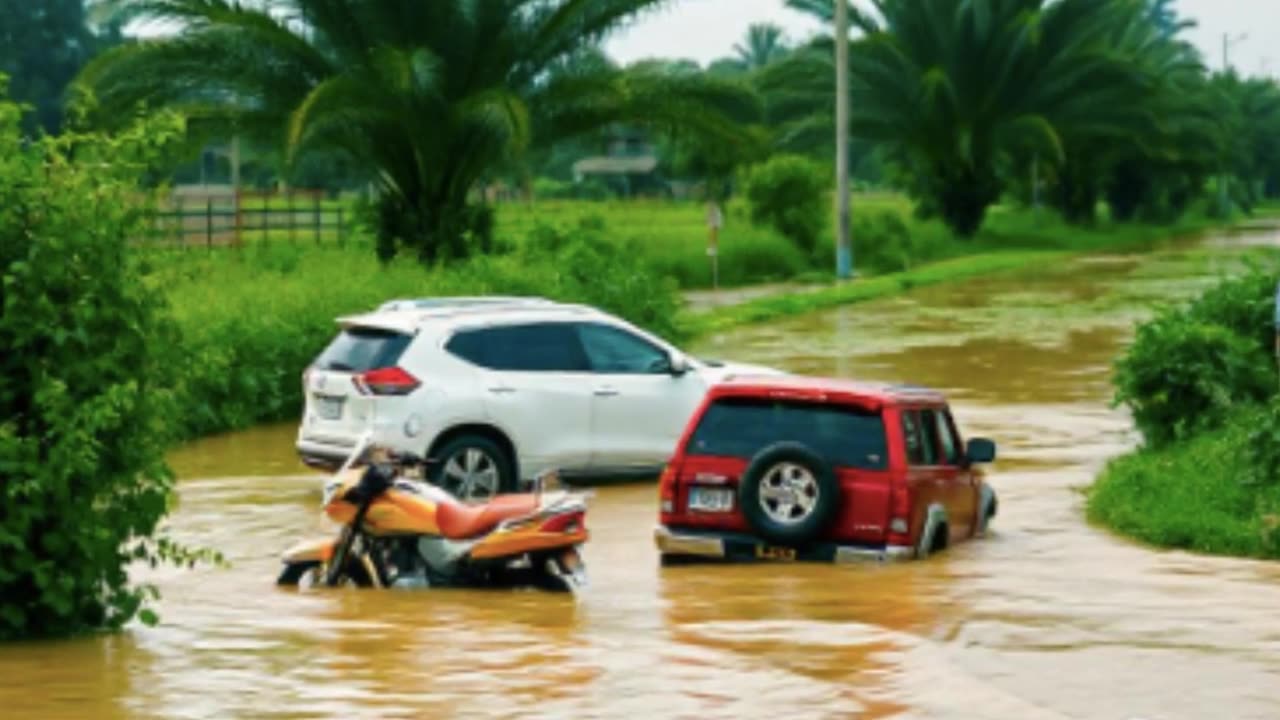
[688,487,734,513]
[315,395,345,421]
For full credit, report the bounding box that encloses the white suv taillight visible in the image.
[353,366,421,396]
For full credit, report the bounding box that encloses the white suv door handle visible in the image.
[488,386,516,395]
[594,386,620,397]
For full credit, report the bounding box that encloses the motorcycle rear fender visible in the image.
[282,538,337,564]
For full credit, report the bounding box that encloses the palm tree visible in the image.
[733,23,789,71]
[1065,0,1218,223]
[81,0,758,262]
[774,0,1150,236]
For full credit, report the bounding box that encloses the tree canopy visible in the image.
[81,0,758,261]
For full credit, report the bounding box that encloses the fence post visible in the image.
[288,191,295,243]
[337,207,345,248]
[176,196,186,245]
[206,198,213,249]
[234,188,243,246]
[314,193,322,244]
[262,192,268,242]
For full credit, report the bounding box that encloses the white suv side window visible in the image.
[447,322,588,372]
[577,323,670,374]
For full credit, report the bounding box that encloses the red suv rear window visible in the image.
[687,398,888,470]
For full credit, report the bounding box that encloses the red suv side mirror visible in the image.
[966,438,997,465]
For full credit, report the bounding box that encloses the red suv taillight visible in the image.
[658,463,677,515]
[887,483,913,546]
[353,366,420,396]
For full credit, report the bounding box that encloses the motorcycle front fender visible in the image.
[282,538,337,564]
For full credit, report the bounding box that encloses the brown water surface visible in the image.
[5,231,1280,719]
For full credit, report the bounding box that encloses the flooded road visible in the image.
[5,230,1280,719]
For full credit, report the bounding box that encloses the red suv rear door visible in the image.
[932,407,978,537]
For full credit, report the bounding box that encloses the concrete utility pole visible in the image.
[834,0,852,279]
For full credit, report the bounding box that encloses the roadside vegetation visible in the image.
[1090,264,1280,559]
[0,98,214,639]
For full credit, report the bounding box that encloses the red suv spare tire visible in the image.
[737,442,840,546]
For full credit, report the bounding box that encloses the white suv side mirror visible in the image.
[667,352,691,376]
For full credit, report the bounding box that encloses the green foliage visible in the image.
[1244,397,1280,491]
[851,209,915,274]
[497,199,815,289]
[732,23,792,71]
[1213,73,1280,211]
[81,0,758,264]
[1113,267,1279,447]
[0,92,203,639]
[743,155,828,254]
[781,0,1150,236]
[1088,409,1280,559]
[0,0,124,134]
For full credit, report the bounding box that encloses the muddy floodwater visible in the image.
[6,229,1280,720]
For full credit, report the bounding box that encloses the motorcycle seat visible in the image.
[436,494,541,539]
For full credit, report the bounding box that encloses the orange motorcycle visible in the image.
[277,438,589,592]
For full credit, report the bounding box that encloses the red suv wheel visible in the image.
[737,442,841,546]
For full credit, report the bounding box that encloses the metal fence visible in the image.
[152,189,349,248]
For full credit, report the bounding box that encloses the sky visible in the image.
[604,0,1280,78]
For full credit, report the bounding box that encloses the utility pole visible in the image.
[834,0,852,279]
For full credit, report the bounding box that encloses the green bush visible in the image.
[1113,268,1279,447]
[0,97,197,638]
[1245,396,1280,489]
[1181,263,1277,353]
[743,155,829,255]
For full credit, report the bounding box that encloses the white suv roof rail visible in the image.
[376,296,555,312]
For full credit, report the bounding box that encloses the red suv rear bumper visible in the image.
[654,525,915,563]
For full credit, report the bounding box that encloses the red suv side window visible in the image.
[902,410,937,466]
[929,408,962,465]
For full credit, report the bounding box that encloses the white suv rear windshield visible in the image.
[315,327,412,372]
[688,398,888,470]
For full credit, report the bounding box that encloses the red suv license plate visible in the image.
[688,487,734,512]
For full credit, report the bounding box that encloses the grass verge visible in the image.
[1087,409,1280,559]
[682,250,1064,337]
[685,205,1280,338]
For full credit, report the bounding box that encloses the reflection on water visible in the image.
[3,230,1280,719]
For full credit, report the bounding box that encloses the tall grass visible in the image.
[152,234,682,441]
[1088,410,1280,559]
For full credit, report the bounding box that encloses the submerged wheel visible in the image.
[277,560,321,586]
[738,442,840,546]
[430,434,516,501]
[276,559,374,588]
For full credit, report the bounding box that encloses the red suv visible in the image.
[655,376,997,563]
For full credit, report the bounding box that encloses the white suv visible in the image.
[295,297,781,498]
